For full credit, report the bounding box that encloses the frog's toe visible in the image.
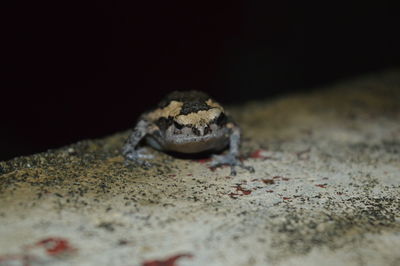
[240,164,255,173]
[209,153,253,176]
[124,157,152,168]
[136,147,154,159]
[124,151,153,168]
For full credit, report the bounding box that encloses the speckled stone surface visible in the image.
[1,70,400,266]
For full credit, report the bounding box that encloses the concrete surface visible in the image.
[1,70,400,266]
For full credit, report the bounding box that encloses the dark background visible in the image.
[1,1,399,161]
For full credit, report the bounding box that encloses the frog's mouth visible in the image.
[163,134,229,153]
[147,126,230,154]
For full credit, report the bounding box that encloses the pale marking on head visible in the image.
[147,100,183,121]
[175,108,222,126]
[206,99,224,111]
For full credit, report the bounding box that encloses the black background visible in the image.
[1,1,399,160]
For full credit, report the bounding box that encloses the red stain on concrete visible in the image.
[262,179,275,185]
[229,185,252,198]
[282,197,291,200]
[249,149,269,159]
[235,185,252,195]
[143,254,193,266]
[0,237,75,266]
[35,237,75,255]
[196,158,211,164]
[315,184,327,188]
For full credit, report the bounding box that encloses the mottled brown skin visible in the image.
[122,90,254,175]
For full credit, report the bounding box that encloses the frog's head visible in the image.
[147,90,230,153]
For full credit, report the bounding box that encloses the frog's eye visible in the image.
[174,121,184,130]
[156,117,173,130]
[215,113,227,126]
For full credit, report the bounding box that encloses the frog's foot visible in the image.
[123,147,154,167]
[209,153,254,176]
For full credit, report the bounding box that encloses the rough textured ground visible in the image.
[1,70,400,266]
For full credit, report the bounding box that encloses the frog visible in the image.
[122,90,254,175]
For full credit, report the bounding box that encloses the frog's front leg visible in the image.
[209,124,254,176]
[122,119,154,167]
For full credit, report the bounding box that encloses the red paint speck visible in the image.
[282,197,291,200]
[249,149,269,159]
[143,254,193,266]
[35,238,75,255]
[262,179,275,185]
[266,190,274,193]
[229,185,252,198]
[235,185,252,195]
[196,158,211,164]
[315,184,327,188]
[241,190,251,195]
[0,237,75,266]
